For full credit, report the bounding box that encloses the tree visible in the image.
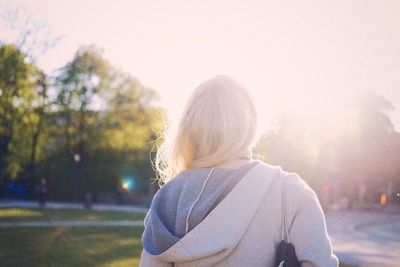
[100,71,160,196]
[254,91,400,208]
[54,46,112,200]
[51,45,161,201]
[0,45,36,186]
[0,6,59,198]
[0,6,61,63]
[24,70,49,190]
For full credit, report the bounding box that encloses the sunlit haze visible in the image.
[1,2,400,265]
[2,0,400,134]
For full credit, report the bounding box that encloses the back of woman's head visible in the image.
[155,75,258,182]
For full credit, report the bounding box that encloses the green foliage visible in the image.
[0,44,161,202]
[46,45,161,201]
[0,44,38,181]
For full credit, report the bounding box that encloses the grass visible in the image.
[0,208,146,222]
[0,208,146,266]
[0,226,143,267]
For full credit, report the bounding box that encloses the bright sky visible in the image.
[2,0,400,132]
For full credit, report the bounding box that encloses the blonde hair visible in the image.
[155,75,258,183]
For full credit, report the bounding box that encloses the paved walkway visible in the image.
[326,211,400,267]
[0,200,148,228]
[0,220,144,227]
[0,200,148,213]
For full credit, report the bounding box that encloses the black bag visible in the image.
[275,178,301,267]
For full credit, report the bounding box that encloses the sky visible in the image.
[2,0,400,132]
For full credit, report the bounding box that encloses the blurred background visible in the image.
[1,0,399,210]
[0,1,399,266]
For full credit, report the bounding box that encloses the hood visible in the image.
[142,162,281,266]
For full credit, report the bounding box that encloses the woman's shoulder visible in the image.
[281,171,314,194]
[161,168,202,188]
[256,160,317,201]
[148,173,190,213]
[278,170,321,212]
[154,168,203,196]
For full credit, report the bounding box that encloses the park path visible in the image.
[0,200,148,213]
[0,220,144,227]
[0,200,148,228]
[326,211,400,267]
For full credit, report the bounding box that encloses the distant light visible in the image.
[380,193,388,205]
[397,193,400,197]
[122,182,129,190]
[121,177,135,191]
[322,185,329,193]
[74,154,80,162]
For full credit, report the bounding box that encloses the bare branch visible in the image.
[0,5,63,62]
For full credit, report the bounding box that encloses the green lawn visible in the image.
[0,226,143,267]
[0,208,146,222]
[0,208,146,266]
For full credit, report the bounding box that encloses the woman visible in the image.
[140,76,338,267]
